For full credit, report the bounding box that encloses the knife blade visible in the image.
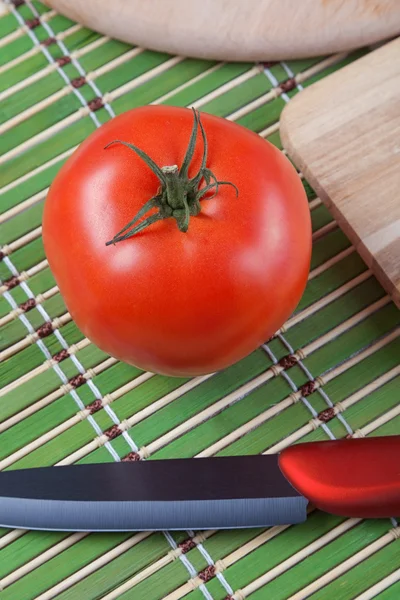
[0,436,398,531]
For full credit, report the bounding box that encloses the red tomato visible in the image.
[43,106,311,376]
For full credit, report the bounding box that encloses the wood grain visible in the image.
[281,38,400,308]
[41,0,400,61]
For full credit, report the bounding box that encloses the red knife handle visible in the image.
[279,436,400,518]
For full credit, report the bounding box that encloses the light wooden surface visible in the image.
[281,38,400,308]
[42,0,400,61]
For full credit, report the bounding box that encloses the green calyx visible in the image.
[105,109,238,246]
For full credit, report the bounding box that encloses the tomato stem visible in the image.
[105,109,238,246]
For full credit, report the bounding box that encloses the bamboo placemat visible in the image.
[0,1,399,599]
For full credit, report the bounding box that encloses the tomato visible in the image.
[43,106,311,376]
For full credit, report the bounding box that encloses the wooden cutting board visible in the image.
[280,38,400,308]
[42,0,400,61]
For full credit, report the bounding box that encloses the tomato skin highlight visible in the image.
[43,106,311,376]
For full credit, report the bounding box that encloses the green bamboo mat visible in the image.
[0,1,399,599]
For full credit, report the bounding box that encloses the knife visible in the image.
[0,436,398,531]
